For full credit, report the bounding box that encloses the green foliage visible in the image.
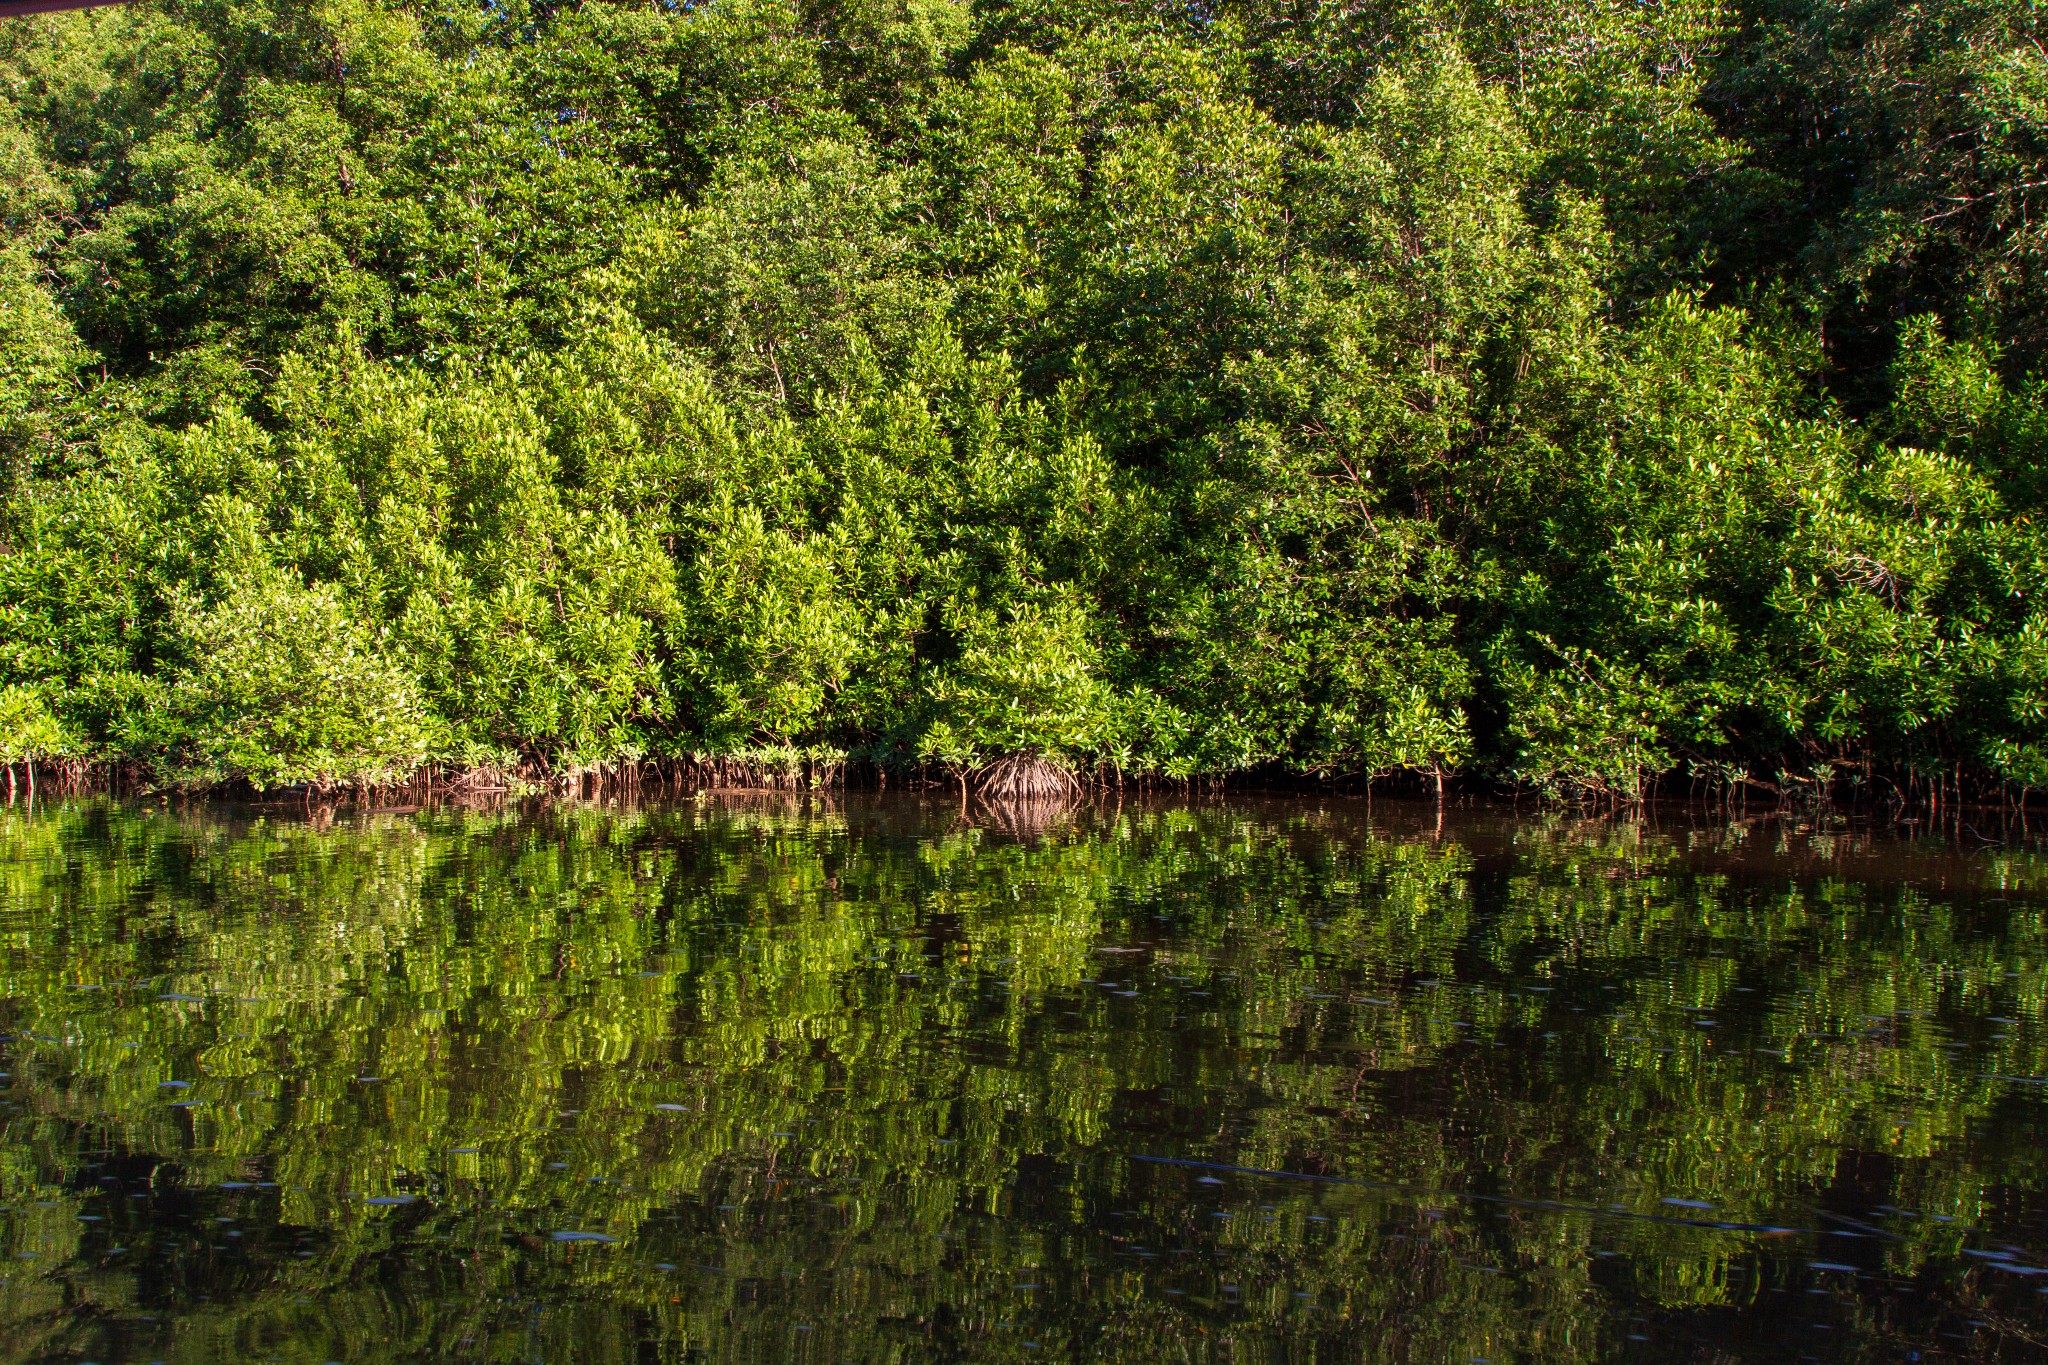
[0,244,83,481]
[1496,640,1676,799]
[1,0,2046,794]
[921,592,1119,765]
[0,682,66,763]
[150,573,436,790]
[1705,0,2048,374]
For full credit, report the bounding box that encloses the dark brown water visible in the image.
[0,795,2044,1363]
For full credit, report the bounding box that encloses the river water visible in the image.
[0,794,2042,1362]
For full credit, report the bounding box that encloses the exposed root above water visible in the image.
[680,750,844,791]
[971,752,1080,802]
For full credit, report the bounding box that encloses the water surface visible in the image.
[0,795,2044,1362]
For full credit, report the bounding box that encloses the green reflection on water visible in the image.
[0,796,2043,1363]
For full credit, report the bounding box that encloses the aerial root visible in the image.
[971,752,1080,802]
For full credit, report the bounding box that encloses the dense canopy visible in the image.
[2,0,2046,795]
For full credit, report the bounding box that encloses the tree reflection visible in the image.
[0,797,2041,1363]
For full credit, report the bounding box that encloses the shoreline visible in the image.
[6,754,2044,842]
